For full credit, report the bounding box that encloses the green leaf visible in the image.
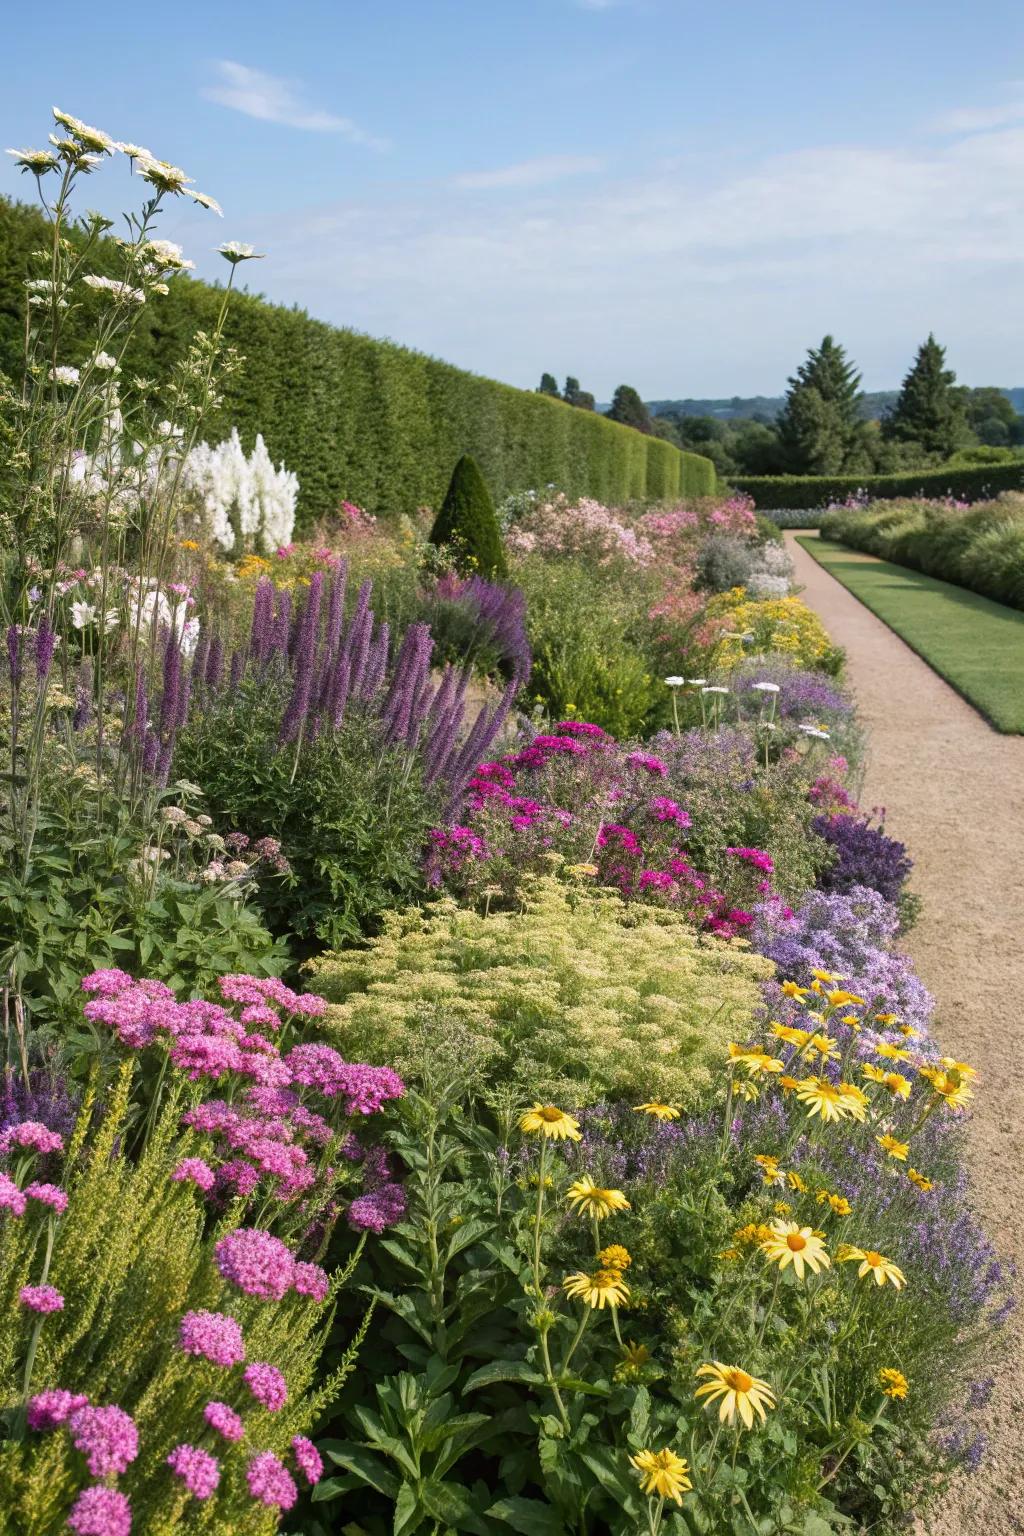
[464,1359,544,1392]
[487,1496,568,1535]
[321,1444,399,1500]
[392,1482,422,1536]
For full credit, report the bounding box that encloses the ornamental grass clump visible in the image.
[0,966,407,1531]
[306,875,772,1107]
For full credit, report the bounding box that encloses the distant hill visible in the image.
[647,389,1024,422]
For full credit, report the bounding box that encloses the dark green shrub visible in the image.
[429,455,507,577]
[733,461,1024,512]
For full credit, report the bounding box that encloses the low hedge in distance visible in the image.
[732,461,1024,514]
[0,196,715,526]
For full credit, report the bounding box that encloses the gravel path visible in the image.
[786,534,1024,1534]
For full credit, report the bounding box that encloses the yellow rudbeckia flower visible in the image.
[695,1363,776,1428]
[629,1447,692,1504]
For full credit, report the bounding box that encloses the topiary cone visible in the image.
[429,454,508,579]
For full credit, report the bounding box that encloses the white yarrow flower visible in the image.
[798,725,831,739]
[664,675,685,687]
[751,681,781,693]
[687,677,708,686]
[217,241,265,265]
[49,365,80,385]
[701,685,730,695]
[92,352,118,371]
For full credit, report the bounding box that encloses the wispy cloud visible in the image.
[451,155,603,191]
[574,0,621,9]
[933,91,1024,134]
[203,61,387,147]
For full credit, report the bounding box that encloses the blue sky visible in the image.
[4,0,1024,397]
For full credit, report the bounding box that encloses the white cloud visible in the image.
[203,61,387,147]
[230,111,1024,395]
[933,91,1024,134]
[451,155,603,190]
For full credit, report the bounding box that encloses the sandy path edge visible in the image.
[784,534,1024,1534]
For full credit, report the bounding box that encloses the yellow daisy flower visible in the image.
[728,1043,784,1076]
[826,989,865,1007]
[734,1079,760,1102]
[879,1367,909,1399]
[838,1082,869,1119]
[786,1170,808,1193]
[939,1056,977,1080]
[634,1101,681,1121]
[563,1268,630,1309]
[919,1068,973,1111]
[875,1042,911,1063]
[566,1176,631,1219]
[759,1221,831,1280]
[629,1447,692,1504]
[863,1063,886,1084]
[771,1022,811,1047]
[805,1032,840,1060]
[599,1245,632,1271]
[754,1153,784,1185]
[907,1168,934,1193]
[815,1189,852,1216]
[796,1077,854,1122]
[520,1104,582,1141]
[837,1245,906,1289]
[781,981,810,1000]
[874,1013,898,1027]
[898,1023,920,1038]
[841,1013,862,1030]
[778,1074,800,1094]
[695,1363,776,1428]
[811,969,846,983]
[734,1222,774,1247]
[882,1072,912,1100]
[876,1134,909,1162]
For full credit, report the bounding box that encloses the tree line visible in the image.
[540,338,1024,479]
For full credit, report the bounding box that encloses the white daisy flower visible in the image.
[70,600,97,629]
[7,147,59,174]
[49,365,80,385]
[185,188,223,216]
[92,352,118,371]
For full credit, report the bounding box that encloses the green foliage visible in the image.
[732,460,1024,512]
[776,336,869,474]
[0,1065,365,1535]
[537,374,560,398]
[820,494,1024,611]
[606,385,652,435]
[881,335,969,458]
[516,557,660,737]
[429,456,508,578]
[0,774,286,1035]
[177,686,439,950]
[0,197,715,527]
[306,875,773,1108]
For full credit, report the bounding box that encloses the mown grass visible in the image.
[796,535,1024,734]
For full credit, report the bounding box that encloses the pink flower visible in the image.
[69,1403,139,1477]
[24,1181,68,1213]
[20,1284,64,1314]
[66,1487,132,1536]
[27,1388,89,1430]
[625,751,667,778]
[0,1172,27,1216]
[203,1400,245,1442]
[215,1228,295,1299]
[178,1310,246,1368]
[0,1120,64,1156]
[80,968,134,997]
[292,1261,330,1302]
[243,1361,288,1411]
[292,1434,324,1485]
[172,1157,216,1192]
[167,1443,221,1500]
[247,1450,298,1509]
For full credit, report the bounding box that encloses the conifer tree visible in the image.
[537,372,560,397]
[429,455,507,579]
[776,336,867,473]
[882,334,968,457]
[606,384,653,434]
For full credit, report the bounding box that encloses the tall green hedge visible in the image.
[732,462,1024,514]
[0,197,715,526]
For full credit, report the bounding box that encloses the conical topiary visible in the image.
[428,455,507,579]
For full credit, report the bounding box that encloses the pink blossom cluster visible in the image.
[204,1399,245,1441]
[67,1486,132,1536]
[20,1284,64,1313]
[243,1361,288,1411]
[506,494,658,568]
[0,1119,65,1156]
[167,1443,221,1500]
[179,1309,247,1367]
[215,1226,298,1300]
[247,1449,298,1509]
[68,1403,139,1477]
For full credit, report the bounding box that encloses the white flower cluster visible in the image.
[746,540,795,600]
[180,428,298,553]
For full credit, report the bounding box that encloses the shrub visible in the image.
[306,876,773,1108]
[694,533,756,592]
[414,572,530,682]
[812,811,913,906]
[733,461,1024,512]
[0,196,716,524]
[429,455,508,578]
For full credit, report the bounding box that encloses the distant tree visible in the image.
[776,336,868,473]
[561,376,595,410]
[606,384,653,434]
[429,455,507,579]
[537,372,560,397]
[882,335,969,458]
[963,386,1021,446]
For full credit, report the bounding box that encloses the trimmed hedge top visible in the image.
[0,197,715,526]
[732,462,1024,514]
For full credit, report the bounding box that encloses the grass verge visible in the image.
[796,535,1024,734]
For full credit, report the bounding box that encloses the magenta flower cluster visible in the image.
[425,722,786,938]
[167,1443,221,1500]
[20,1284,64,1314]
[179,1309,246,1367]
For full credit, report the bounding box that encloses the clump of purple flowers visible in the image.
[416,571,531,683]
[813,811,913,905]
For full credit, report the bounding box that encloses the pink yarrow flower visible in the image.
[178,1310,246,1368]
[0,1172,27,1216]
[27,1388,89,1430]
[0,1120,64,1156]
[292,1261,330,1302]
[204,1400,245,1442]
[247,1450,298,1509]
[20,1284,64,1314]
[172,1157,216,1192]
[69,1403,139,1477]
[67,1487,132,1536]
[24,1181,68,1213]
[215,1227,295,1300]
[292,1434,324,1485]
[243,1361,288,1411]
[167,1443,221,1500]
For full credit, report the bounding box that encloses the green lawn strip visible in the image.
[796,535,1024,734]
